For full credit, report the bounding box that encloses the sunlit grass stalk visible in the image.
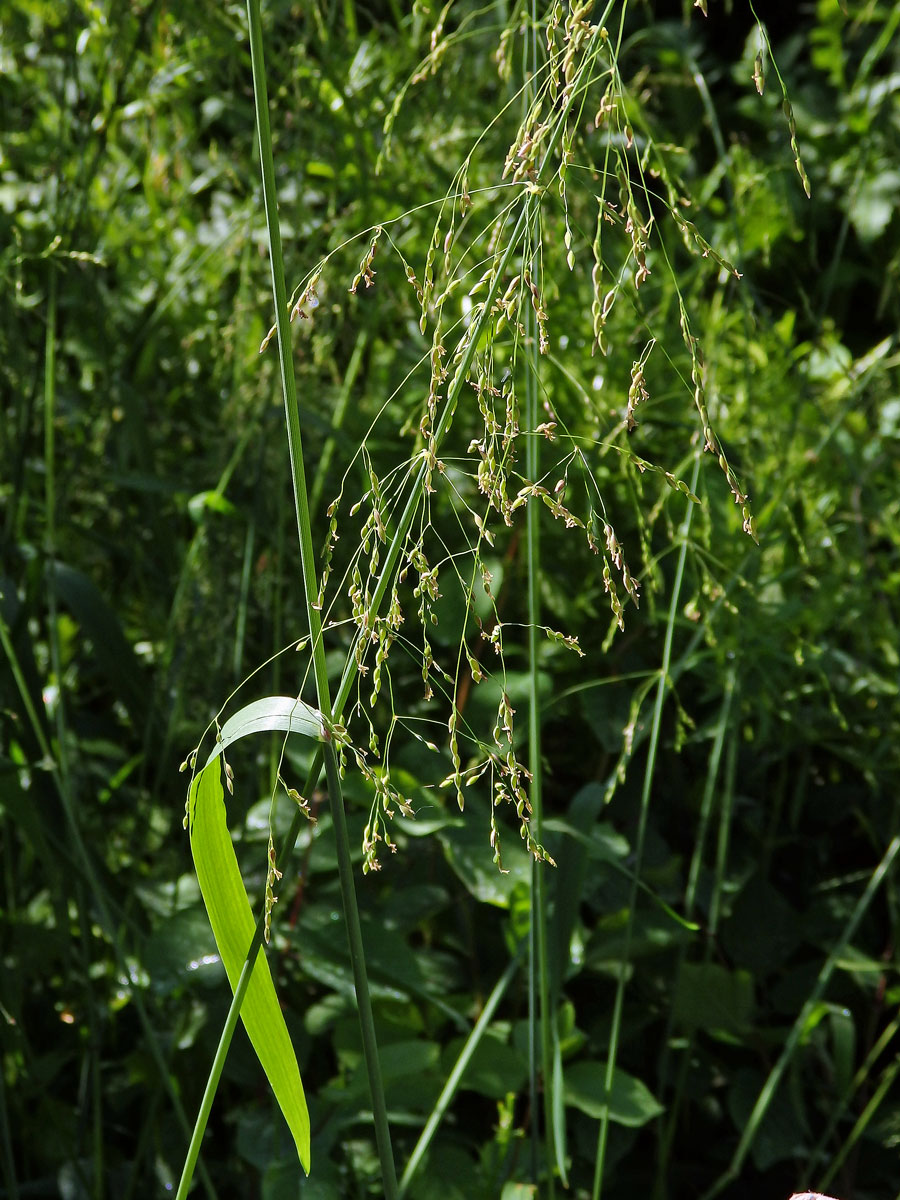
[525,258,558,1194]
[593,454,702,1200]
[519,2,558,1189]
[174,951,260,1200]
[245,1,398,1192]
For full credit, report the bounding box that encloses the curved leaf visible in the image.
[205,695,325,767]
[189,762,310,1170]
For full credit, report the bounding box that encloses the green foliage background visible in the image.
[1,1,899,1198]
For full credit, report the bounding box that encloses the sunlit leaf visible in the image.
[205,695,325,766]
[189,762,310,1170]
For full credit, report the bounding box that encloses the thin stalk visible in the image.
[710,731,739,940]
[245,2,397,1192]
[175,950,260,1200]
[398,941,527,1197]
[592,455,702,1200]
[521,10,539,1179]
[143,418,260,805]
[44,264,104,1199]
[0,971,18,1200]
[232,494,257,679]
[818,1056,900,1192]
[524,190,558,1200]
[522,3,558,1191]
[808,1010,900,1172]
[123,1083,163,1200]
[269,450,289,776]
[684,668,735,920]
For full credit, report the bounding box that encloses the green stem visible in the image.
[527,388,557,1193]
[45,264,101,1200]
[652,665,736,1200]
[521,4,558,1191]
[245,2,398,1192]
[175,949,260,1200]
[819,1056,900,1192]
[524,198,557,1200]
[0,1066,18,1200]
[809,1011,900,1175]
[309,327,369,517]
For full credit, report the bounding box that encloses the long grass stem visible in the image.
[245,2,398,1192]
[174,949,260,1200]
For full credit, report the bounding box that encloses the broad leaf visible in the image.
[672,963,755,1036]
[438,813,530,908]
[564,1061,663,1127]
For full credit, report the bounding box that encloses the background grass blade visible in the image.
[398,940,526,1197]
[700,834,900,1200]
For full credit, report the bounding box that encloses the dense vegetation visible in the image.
[2,2,899,1198]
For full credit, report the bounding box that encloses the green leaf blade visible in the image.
[189,763,310,1171]
[206,696,325,767]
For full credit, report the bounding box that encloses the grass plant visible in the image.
[181,1,763,1191]
[2,2,900,1198]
